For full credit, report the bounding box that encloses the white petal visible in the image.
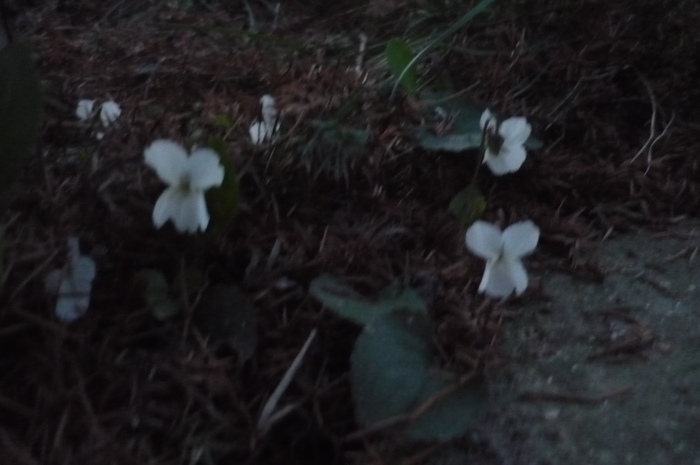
[249,121,267,144]
[76,99,96,121]
[55,295,90,322]
[172,192,209,233]
[53,240,96,322]
[483,150,515,176]
[479,259,515,297]
[100,100,121,127]
[187,148,224,190]
[70,255,96,294]
[502,221,539,258]
[506,259,529,295]
[144,140,189,185]
[497,143,527,173]
[152,188,181,228]
[499,117,531,146]
[479,108,494,130]
[466,221,503,259]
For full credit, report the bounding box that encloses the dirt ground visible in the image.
[1,0,699,464]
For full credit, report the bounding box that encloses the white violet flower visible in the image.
[144,139,224,234]
[249,94,281,144]
[465,220,539,298]
[480,109,532,176]
[45,237,97,322]
[100,100,121,127]
[76,99,96,121]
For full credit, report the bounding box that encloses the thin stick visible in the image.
[257,328,317,433]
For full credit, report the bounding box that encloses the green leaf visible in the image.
[391,0,496,98]
[418,91,544,152]
[449,183,486,227]
[351,310,487,441]
[133,269,180,320]
[417,128,482,152]
[212,114,233,129]
[405,375,487,441]
[309,274,427,326]
[386,38,418,97]
[0,43,42,211]
[351,311,434,424]
[204,138,240,236]
[194,284,258,362]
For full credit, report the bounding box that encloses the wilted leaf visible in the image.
[0,43,42,211]
[309,274,427,326]
[386,38,418,97]
[205,138,240,236]
[194,284,257,362]
[134,269,180,320]
[449,183,486,227]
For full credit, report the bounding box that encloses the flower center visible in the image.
[486,126,504,156]
[178,174,193,194]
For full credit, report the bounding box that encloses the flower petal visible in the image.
[499,117,531,146]
[496,143,527,173]
[76,99,95,121]
[506,258,529,295]
[152,188,180,228]
[100,100,121,127]
[187,148,224,190]
[144,140,189,185]
[249,121,267,144]
[502,221,539,258]
[479,108,494,130]
[172,192,209,233]
[466,221,503,259]
[479,258,515,297]
[483,150,515,176]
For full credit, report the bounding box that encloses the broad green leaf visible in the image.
[386,38,418,97]
[351,310,487,441]
[194,284,257,362]
[204,138,240,236]
[309,274,427,326]
[134,269,180,320]
[351,311,434,425]
[0,43,42,211]
[419,91,543,152]
[449,183,486,227]
[405,375,487,441]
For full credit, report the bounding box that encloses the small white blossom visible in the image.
[465,220,539,298]
[249,94,281,144]
[76,99,96,121]
[100,100,121,127]
[480,109,531,176]
[45,237,96,322]
[144,139,224,234]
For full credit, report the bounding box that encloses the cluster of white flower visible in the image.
[76,98,121,128]
[55,93,538,324]
[464,109,539,298]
